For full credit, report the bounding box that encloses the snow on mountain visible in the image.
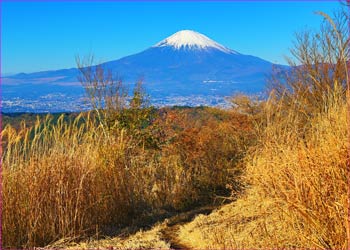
[153,30,237,54]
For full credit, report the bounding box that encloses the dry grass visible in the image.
[1,108,251,248]
[177,83,349,249]
[69,84,347,249]
[3,88,347,248]
[2,113,140,247]
[245,85,349,248]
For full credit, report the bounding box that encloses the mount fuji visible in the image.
[2,30,286,112]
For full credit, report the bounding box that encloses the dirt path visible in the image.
[161,224,187,249]
[56,205,218,249]
[159,205,217,249]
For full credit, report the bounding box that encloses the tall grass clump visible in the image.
[2,113,139,247]
[243,85,348,248]
[242,9,349,248]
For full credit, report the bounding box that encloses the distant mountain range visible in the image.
[2,30,287,112]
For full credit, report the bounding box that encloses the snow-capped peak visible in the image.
[153,30,237,54]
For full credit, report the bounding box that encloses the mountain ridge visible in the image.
[2,30,286,112]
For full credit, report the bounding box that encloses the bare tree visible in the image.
[76,55,155,146]
[269,8,349,115]
[76,55,128,134]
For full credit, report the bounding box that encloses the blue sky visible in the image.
[1,1,341,74]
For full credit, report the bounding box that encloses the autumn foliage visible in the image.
[1,104,254,247]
